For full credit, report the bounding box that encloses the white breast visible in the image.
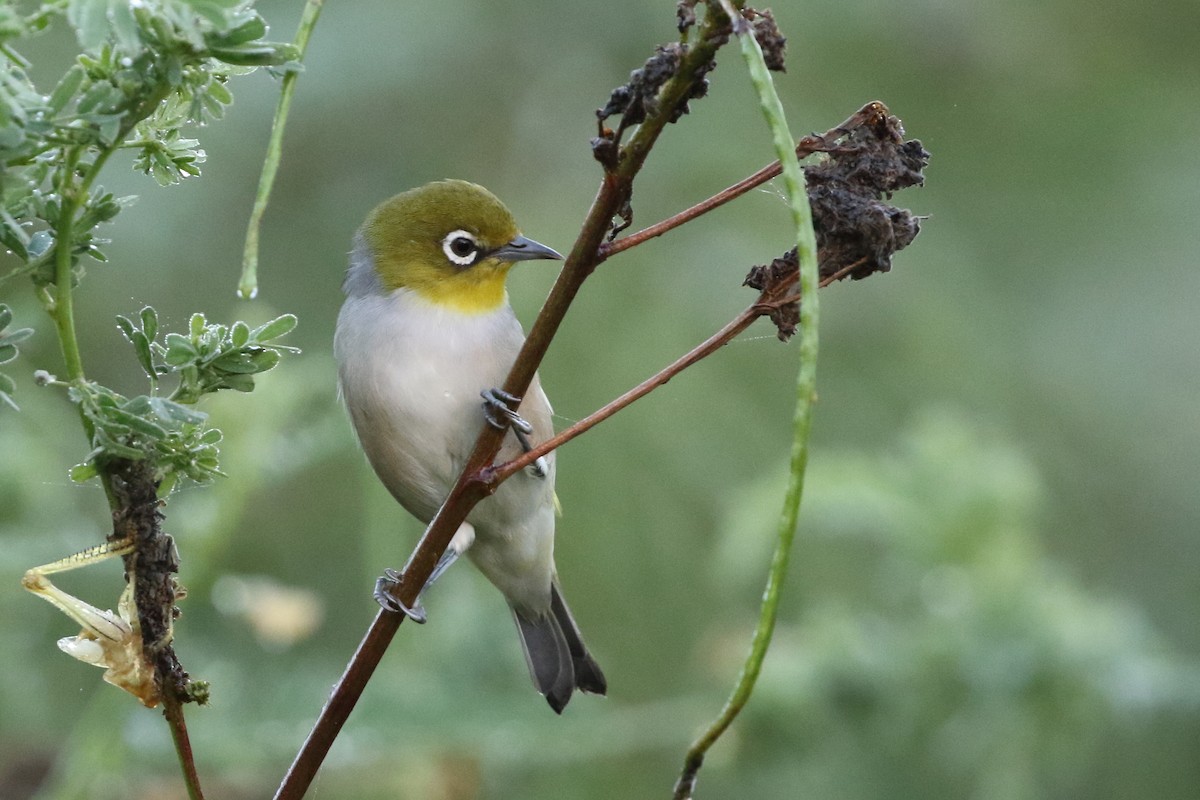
[335,287,556,523]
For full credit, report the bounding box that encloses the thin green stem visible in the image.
[239,0,325,299]
[46,140,124,506]
[674,4,820,798]
[49,149,84,382]
[46,140,120,381]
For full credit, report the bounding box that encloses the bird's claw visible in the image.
[373,568,427,623]
[481,388,533,434]
[481,388,549,478]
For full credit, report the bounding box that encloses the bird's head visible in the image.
[354,179,562,313]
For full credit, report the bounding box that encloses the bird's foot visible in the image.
[481,388,548,478]
[373,568,427,623]
[481,388,532,433]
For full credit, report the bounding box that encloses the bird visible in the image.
[333,179,606,713]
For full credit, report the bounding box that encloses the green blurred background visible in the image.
[3,1,1199,797]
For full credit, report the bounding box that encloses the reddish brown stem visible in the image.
[487,306,759,485]
[162,694,205,800]
[273,608,402,799]
[489,267,850,485]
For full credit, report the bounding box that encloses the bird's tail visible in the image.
[512,581,607,713]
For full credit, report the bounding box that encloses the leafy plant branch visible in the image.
[3,3,308,797]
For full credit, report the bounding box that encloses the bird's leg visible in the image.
[481,387,532,433]
[481,388,549,479]
[374,568,428,623]
[372,522,475,623]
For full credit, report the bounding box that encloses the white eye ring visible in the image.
[442,229,480,266]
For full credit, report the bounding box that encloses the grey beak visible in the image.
[492,234,563,263]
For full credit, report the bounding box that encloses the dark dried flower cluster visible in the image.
[805,112,929,281]
[744,250,802,340]
[748,9,786,71]
[597,43,713,127]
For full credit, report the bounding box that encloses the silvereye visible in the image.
[334,180,606,713]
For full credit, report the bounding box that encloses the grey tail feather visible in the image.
[550,581,607,697]
[513,607,575,714]
[512,583,606,713]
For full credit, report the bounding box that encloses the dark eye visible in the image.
[441,229,480,266]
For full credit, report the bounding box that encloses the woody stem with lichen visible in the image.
[41,124,206,800]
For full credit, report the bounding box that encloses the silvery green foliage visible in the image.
[0,2,298,491]
[63,308,299,492]
[0,1,296,284]
[0,302,33,409]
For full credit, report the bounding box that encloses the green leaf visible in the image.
[48,64,85,115]
[247,348,280,372]
[206,79,232,106]
[251,313,297,342]
[76,82,121,115]
[156,471,179,497]
[28,231,53,258]
[230,320,249,348]
[220,373,256,392]
[0,328,33,346]
[211,15,266,46]
[139,306,158,341]
[164,332,197,365]
[115,314,136,340]
[88,434,144,460]
[0,372,15,395]
[0,345,15,365]
[208,43,299,67]
[109,0,140,53]
[69,462,99,482]
[212,352,258,373]
[66,0,110,52]
[0,305,12,329]
[147,396,207,425]
[96,113,123,146]
[177,364,200,393]
[120,394,152,414]
[190,312,206,339]
[187,0,241,28]
[107,406,169,439]
[0,327,33,345]
[131,329,155,378]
